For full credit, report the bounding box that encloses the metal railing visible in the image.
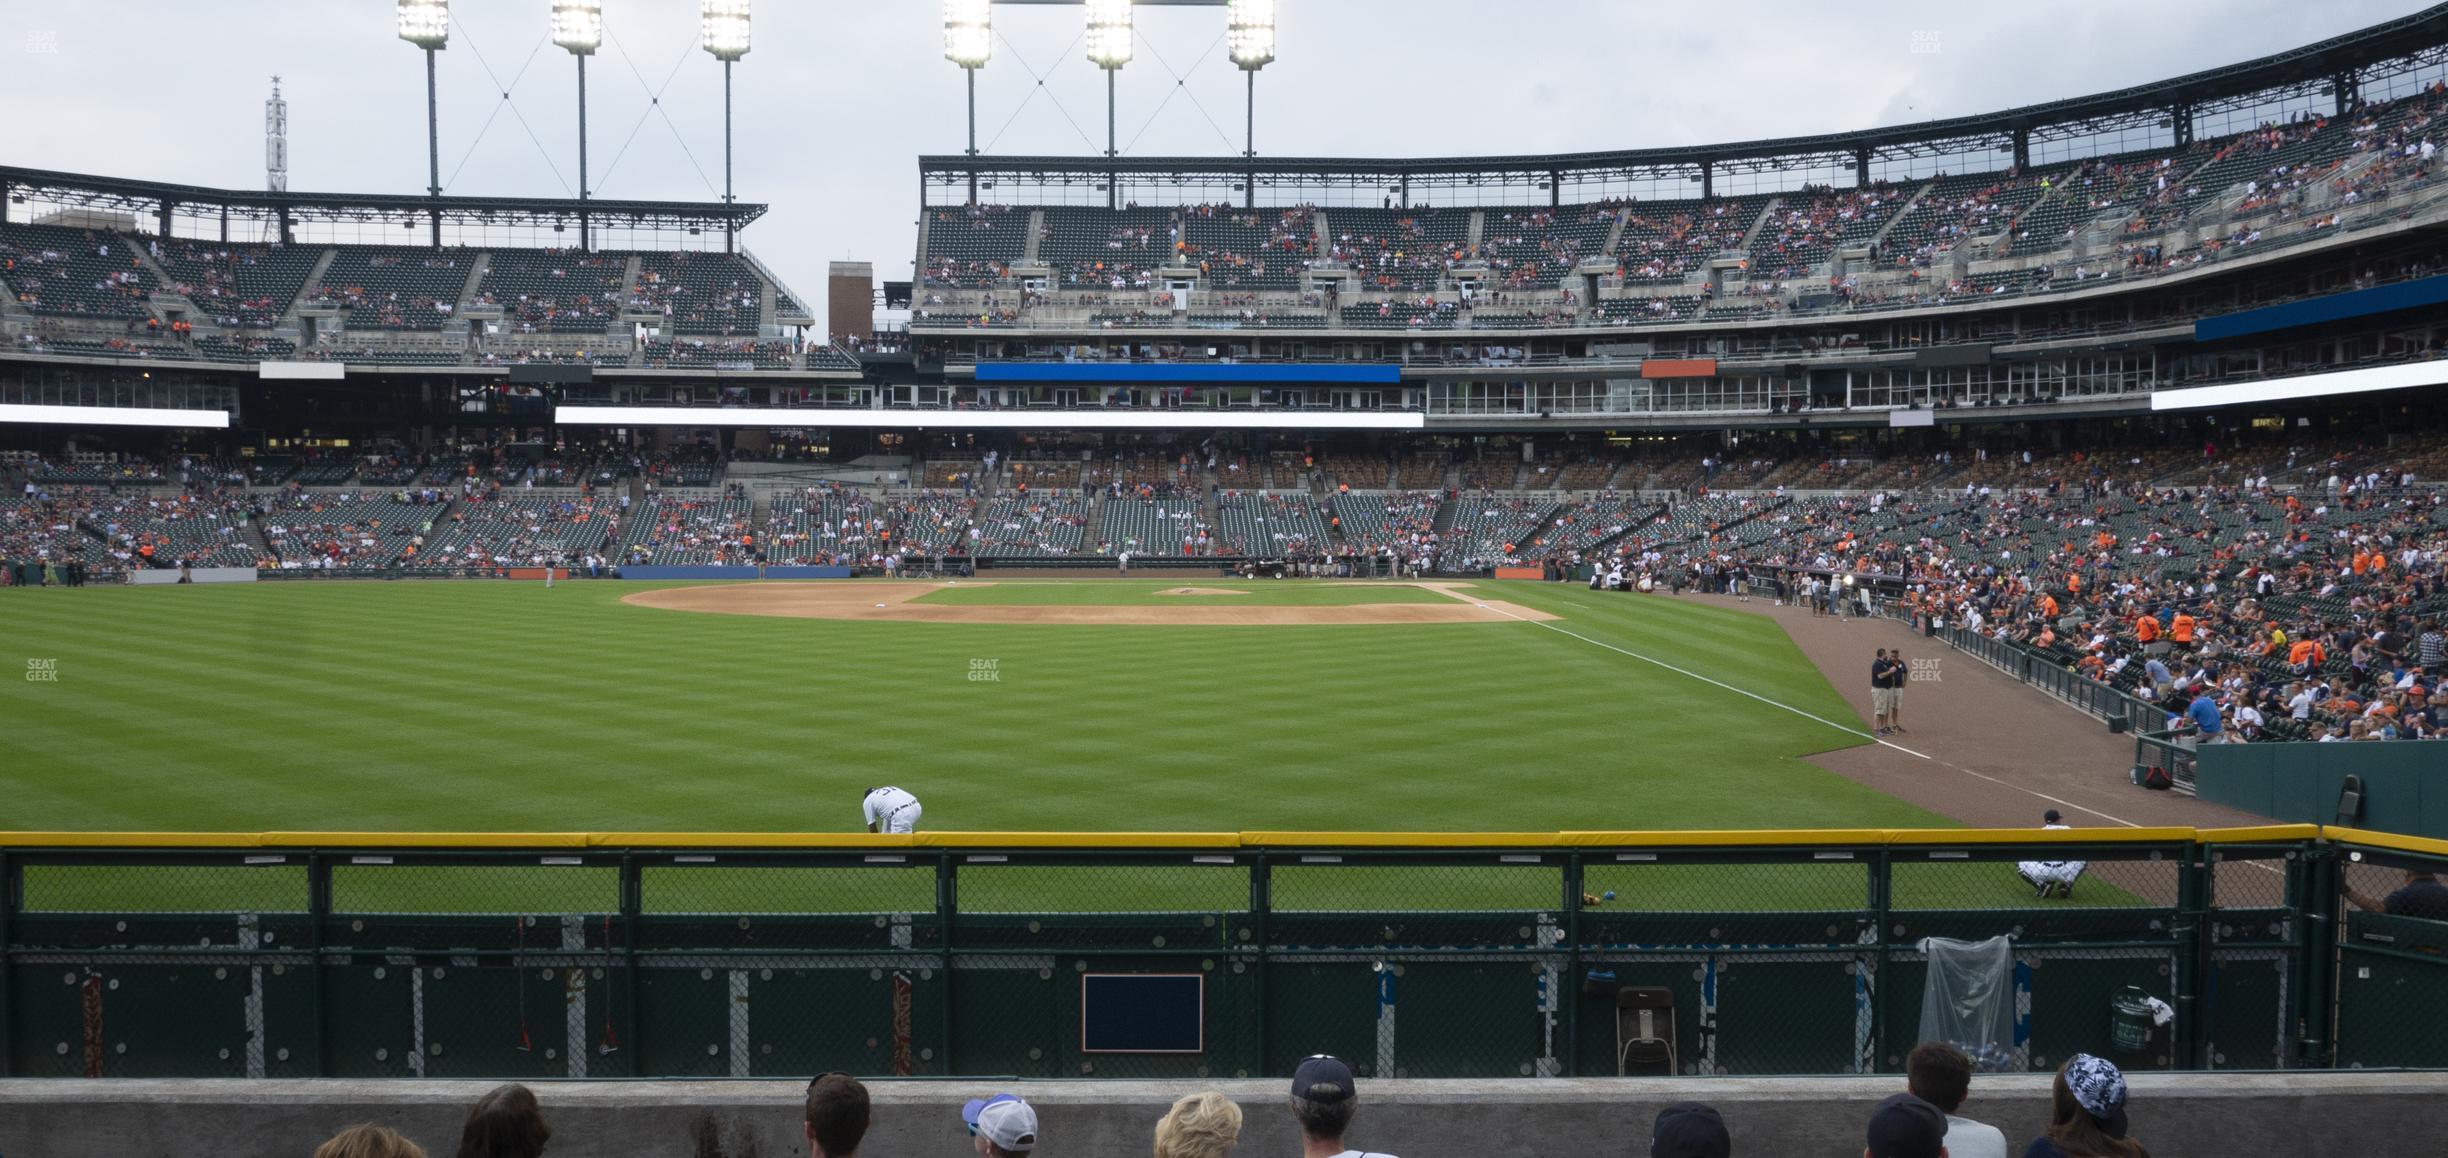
[4,826,2443,1081]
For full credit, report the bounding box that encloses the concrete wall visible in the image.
[3,1073,2442,1158]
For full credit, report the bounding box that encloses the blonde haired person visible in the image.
[315,1124,428,1158]
[1154,1091,1244,1158]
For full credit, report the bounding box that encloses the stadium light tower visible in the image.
[1227,0,1275,159]
[943,0,991,158]
[396,0,450,203]
[702,1,752,253]
[551,0,603,213]
[1084,0,1133,161]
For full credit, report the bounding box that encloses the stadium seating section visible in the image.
[476,250,626,334]
[155,241,322,329]
[0,223,158,318]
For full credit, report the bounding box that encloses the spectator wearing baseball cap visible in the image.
[963,1093,1038,1158]
[1649,1101,1730,1158]
[1288,1054,1397,1158]
[1864,1092,1948,1158]
[804,1072,870,1158]
[2027,1054,2148,1158]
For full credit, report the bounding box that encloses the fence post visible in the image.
[2297,845,2339,1068]
[1249,852,1270,1077]
[618,853,641,1079]
[306,851,330,1077]
[937,852,957,1076]
[2173,840,2209,1069]
[1562,852,1583,1077]
[0,850,12,1078]
[1869,846,1893,1073]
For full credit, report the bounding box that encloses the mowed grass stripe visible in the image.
[1,581,1937,835]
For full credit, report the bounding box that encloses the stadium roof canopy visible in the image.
[0,164,764,236]
[920,2,2448,200]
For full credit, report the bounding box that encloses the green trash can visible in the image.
[2109,986,2154,1052]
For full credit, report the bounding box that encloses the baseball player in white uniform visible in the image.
[861,786,923,834]
[2016,810,2086,898]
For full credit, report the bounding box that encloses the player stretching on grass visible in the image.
[861,786,923,834]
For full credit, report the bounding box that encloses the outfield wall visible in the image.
[2195,743,2448,840]
[3,1073,2442,1158]
[4,827,2446,1081]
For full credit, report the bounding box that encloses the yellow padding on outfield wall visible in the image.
[0,824,2363,852]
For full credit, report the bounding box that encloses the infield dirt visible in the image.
[621,580,1560,626]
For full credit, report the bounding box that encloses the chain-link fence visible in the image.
[6,831,2447,1079]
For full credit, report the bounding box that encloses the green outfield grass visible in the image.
[0,579,1930,834]
[910,579,1468,606]
[0,579,2151,912]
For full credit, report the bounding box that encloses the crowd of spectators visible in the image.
[291,1044,2166,1158]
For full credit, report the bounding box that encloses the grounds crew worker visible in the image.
[861,786,923,834]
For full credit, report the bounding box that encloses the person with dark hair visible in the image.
[2344,868,2448,920]
[861,785,923,834]
[2025,1054,2149,1158]
[1905,1042,2005,1158]
[457,1083,550,1158]
[1864,1093,1948,1158]
[1649,1101,1730,1158]
[1287,1055,1396,1158]
[804,1072,871,1158]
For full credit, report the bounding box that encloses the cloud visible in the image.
[0,0,2420,337]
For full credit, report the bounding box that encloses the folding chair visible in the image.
[1616,986,1677,1076]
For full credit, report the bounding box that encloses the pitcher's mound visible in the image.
[1158,587,1250,596]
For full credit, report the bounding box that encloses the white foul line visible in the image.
[1478,591,2165,831]
[1469,597,1933,760]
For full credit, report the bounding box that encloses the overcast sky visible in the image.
[0,1,2423,335]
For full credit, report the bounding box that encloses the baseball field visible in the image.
[0,578,2170,914]
[1,577,1942,834]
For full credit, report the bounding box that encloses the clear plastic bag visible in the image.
[1918,934,2025,1072]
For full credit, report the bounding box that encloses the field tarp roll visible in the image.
[616,566,766,581]
[129,567,258,586]
[615,566,856,581]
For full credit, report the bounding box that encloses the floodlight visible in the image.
[1228,0,1276,70]
[944,0,992,69]
[1084,0,1133,69]
[551,0,603,55]
[702,0,752,62]
[396,0,450,49]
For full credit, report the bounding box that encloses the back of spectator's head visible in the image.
[456,1083,549,1158]
[1904,1041,1973,1114]
[1288,1054,1358,1142]
[1863,1093,1947,1158]
[964,1093,1038,1158]
[1650,1101,1730,1158]
[1153,1091,1243,1158]
[316,1125,428,1158]
[2043,809,2064,825]
[804,1072,871,1158]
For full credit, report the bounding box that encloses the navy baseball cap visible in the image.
[1865,1093,1947,1158]
[1651,1101,1730,1158]
[1291,1054,1356,1103]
